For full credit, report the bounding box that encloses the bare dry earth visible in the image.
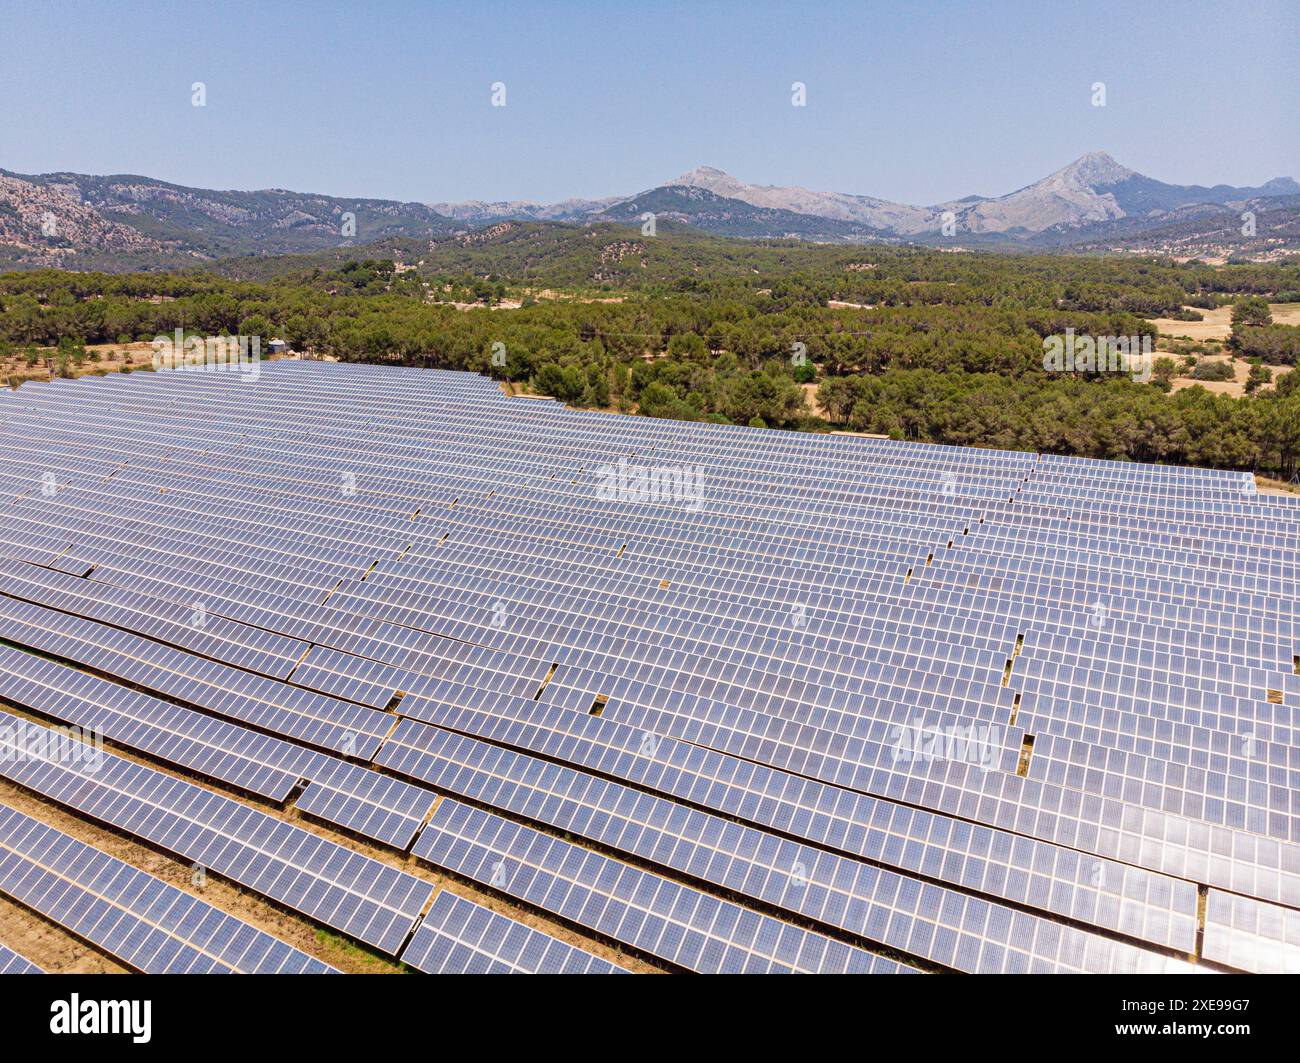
[2,341,157,386]
[1169,355,1293,396]
[4,345,303,387]
[1149,304,1298,397]
[1151,302,1300,342]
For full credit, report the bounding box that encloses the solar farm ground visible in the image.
[0,360,1297,974]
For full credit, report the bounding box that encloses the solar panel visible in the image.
[0,641,319,801]
[1203,889,1300,974]
[0,556,310,679]
[0,942,43,974]
[402,685,1300,916]
[401,891,626,974]
[295,759,437,850]
[0,610,445,852]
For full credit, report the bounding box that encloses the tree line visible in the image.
[2,234,1299,477]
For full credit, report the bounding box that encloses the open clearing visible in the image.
[1169,354,1293,397]
[2,343,304,387]
[2,341,157,386]
[1151,302,1300,342]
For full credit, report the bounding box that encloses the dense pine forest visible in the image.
[3,222,1299,478]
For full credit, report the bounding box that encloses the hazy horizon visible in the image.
[1,0,1296,206]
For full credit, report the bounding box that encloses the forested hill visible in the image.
[207,220,1299,303]
[0,169,456,269]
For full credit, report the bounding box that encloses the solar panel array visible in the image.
[414,798,916,974]
[0,804,335,973]
[0,708,432,955]
[0,359,1296,974]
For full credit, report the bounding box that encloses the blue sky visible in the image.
[1,0,1295,205]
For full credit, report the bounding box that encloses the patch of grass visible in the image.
[313,928,406,972]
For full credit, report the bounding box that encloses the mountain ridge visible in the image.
[2,152,1297,269]
[430,151,1298,242]
[0,168,456,266]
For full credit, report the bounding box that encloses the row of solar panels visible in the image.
[0,803,335,973]
[0,369,1258,535]
[0,592,1279,805]
[2,413,1279,701]
[3,529,1284,776]
[35,363,1263,514]
[0,699,905,972]
[0,941,43,974]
